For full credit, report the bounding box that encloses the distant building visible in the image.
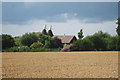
[52,35,77,45]
[47,26,54,37]
[42,25,48,35]
[41,25,77,45]
[42,25,54,37]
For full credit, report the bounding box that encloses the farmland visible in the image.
[2,51,118,78]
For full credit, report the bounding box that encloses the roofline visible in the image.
[53,35,76,36]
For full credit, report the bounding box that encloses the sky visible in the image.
[2,2,119,38]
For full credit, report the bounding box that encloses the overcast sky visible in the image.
[2,2,119,38]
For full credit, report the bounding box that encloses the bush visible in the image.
[4,46,30,52]
[30,47,60,52]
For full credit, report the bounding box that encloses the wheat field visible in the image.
[2,51,118,78]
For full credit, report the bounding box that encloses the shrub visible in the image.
[30,47,60,52]
[4,46,30,52]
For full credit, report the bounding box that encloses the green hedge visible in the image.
[3,46,61,52]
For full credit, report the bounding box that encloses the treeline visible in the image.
[1,32,63,52]
[1,18,120,52]
[71,18,120,51]
[1,31,119,52]
[71,31,119,51]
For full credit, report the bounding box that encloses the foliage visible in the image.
[20,32,39,46]
[117,36,120,51]
[71,38,94,51]
[78,29,84,39]
[107,36,118,51]
[30,47,60,52]
[52,37,63,48]
[116,18,120,36]
[64,44,68,48]
[0,35,2,51]
[14,36,22,46]
[38,33,52,45]
[30,41,43,49]
[4,46,30,52]
[86,31,111,51]
[44,40,52,48]
[116,18,120,51]
[2,34,15,49]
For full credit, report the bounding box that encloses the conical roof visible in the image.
[48,25,54,37]
[42,25,48,35]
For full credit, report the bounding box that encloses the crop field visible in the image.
[2,51,118,78]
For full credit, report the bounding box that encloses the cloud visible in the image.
[2,0,120,2]
[2,17,117,38]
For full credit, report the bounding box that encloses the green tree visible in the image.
[71,38,94,51]
[44,40,52,48]
[85,31,110,51]
[20,32,38,46]
[116,18,120,36]
[52,37,63,48]
[78,29,84,39]
[116,18,120,50]
[107,36,118,51]
[38,33,52,45]
[30,41,43,49]
[14,36,22,46]
[2,34,15,49]
[0,35,1,51]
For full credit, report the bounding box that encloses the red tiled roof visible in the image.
[52,35,76,44]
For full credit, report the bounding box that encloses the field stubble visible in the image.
[2,51,118,78]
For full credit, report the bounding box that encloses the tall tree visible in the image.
[2,34,15,49]
[78,29,84,39]
[20,32,38,46]
[116,18,120,50]
[116,18,120,36]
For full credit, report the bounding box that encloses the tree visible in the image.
[20,32,39,46]
[2,34,15,49]
[116,18,120,36]
[78,29,84,39]
[0,35,1,51]
[30,41,43,49]
[44,40,52,48]
[107,36,118,51]
[85,31,110,51]
[70,38,94,51]
[52,37,63,48]
[116,18,120,50]
[14,36,22,46]
[38,33,52,45]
